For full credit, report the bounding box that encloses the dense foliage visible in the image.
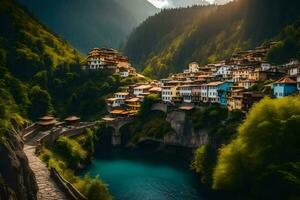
[0,0,126,121]
[40,128,112,200]
[267,19,300,64]
[120,95,172,144]
[212,96,300,199]
[0,1,119,199]
[190,106,244,185]
[124,0,300,78]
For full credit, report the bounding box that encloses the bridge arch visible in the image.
[151,102,170,113]
[105,119,135,146]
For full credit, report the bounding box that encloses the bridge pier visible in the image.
[112,128,121,146]
[104,118,135,146]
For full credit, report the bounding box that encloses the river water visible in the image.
[82,148,206,200]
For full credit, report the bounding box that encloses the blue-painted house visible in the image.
[205,81,233,106]
[272,77,298,98]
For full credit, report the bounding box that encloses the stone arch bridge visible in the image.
[103,117,135,146]
[103,102,175,146]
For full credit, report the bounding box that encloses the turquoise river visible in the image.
[82,148,206,200]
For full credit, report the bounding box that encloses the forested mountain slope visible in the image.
[0,0,128,122]
[124,0,300,78]
[16,0,159,52]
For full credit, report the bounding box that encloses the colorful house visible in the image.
[161,86,178,102]
[206,81,234,106]
[272,77,298,98]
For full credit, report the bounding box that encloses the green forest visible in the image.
[0,0,132,127]
[192,96,300,199]
[1,0,300,199]
[124,0,300,78]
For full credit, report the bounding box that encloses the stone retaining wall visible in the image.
[32,124,97,200]
[50,168,87,200]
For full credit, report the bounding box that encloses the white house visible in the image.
[288,65,300,76]
[200,85,208,103]
[119,70,129,77]
[207,82,222,103]
[87,57,106,69]
[179,85,192,103]
[115,92,129,100]
[214,65,232,78]
[261,62,271,71]
[133,85,152,97]
[106,92,129,108]
[161,86,177,102]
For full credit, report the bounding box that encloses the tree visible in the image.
[138,94,160,118]
[213,96,300,199]
[28,86,53,120]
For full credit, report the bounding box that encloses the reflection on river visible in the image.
[82,148,206,200]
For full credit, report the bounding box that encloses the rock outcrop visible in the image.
[0,131,38,200]
[164,110,209,148]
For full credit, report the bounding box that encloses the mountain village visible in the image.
[83,43,300,121]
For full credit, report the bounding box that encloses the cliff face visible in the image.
[0,131,38,200]
[164,111,209,148]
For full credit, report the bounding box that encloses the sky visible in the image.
[147,0,229,8]
[147,0,213,9]
[147,0,171,8]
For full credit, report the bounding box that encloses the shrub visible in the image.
[74,175,112,200]
[55,136,87,168]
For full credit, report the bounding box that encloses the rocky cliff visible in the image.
[0,130,38,200]
[164,110,209,148]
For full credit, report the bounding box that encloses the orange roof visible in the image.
[110,110,126,115]
[39,116,55,121]
[102,117,115,122]
[37,119,58,126]
[125,98,140,102]
[205,81,224,86]
[115,92,129,96]
[275,77,296,84]
[179,106,195,111]
[134,85,152,90]
[149,87,162,92]
[65,116,80,121]
[106,98,118,101]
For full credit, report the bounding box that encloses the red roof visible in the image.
[275,77,296,84]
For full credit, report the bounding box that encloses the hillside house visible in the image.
[125,98,141,113]
[237,79,256,89]
[261,62,271,71]
[191,85,202,103]
[179,85,193,103]
[200,85,208,103]
[272,77,298,98]
[149,87,162,95]
[184,62,199,73]
[287,65,300,76]
[227,87,244,111]
[232,68,253,82]
[161,86,178,102]
[214,65,232,78]
[133,85,152,97]
[206,81,234,105]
